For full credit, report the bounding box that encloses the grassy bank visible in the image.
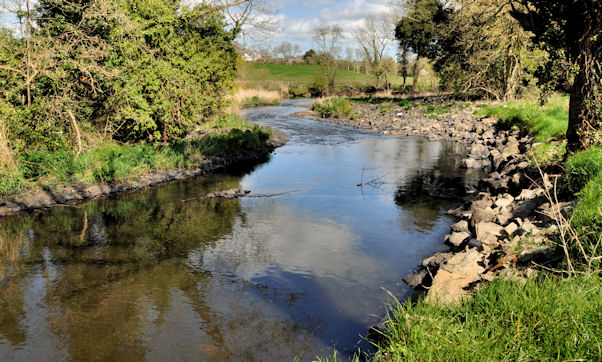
[0,116,272,197]
[241,63,413,90]
[369,94,601,361]
[379,275,601,360]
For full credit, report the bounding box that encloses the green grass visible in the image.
[245,63,411,88]
[476,95,569,143]
[0,116,272,196]
[239,95,280,107]
[424,102,452,118]
[379,274,602,361]
[312,98,356,119]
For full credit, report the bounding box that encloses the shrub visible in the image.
[312,98,355,119]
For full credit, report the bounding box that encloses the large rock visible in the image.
[403,269,428,289]
[475,221,504,245]
[426,249,486,305]
[13,190,55,209]
[472,207,496,226]
[501,140,520,157]
[469,143,491,160]
[494,194,514,208]
[447,231,471,247]
[422,252,453,269]
[451,220,469,233]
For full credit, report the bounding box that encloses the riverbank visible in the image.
[0,124,288,218]
[309,95,601,359]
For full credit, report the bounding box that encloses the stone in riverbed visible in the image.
[451,220,469,233]
[502,140,520,157]
[422,252,453,269]
[426,249,486,305]
[494,194,514,208]
[447,231,471,247]
[504,222,519,236]
[469,143,491,160]
[471,207,496,226]
[476,221,504,245]
[403,269,428,289]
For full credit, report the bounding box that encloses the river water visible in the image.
[0,100,477,360]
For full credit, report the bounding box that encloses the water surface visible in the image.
[0,99,476,360]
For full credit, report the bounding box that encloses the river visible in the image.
[0,99,478,360]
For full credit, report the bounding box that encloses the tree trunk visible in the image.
[567,48,601,151]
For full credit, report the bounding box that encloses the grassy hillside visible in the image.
[241,63,414,89]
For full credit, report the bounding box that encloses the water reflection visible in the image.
[1,100,475,359]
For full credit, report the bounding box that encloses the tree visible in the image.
[510,0,601,150]
[195,0,277,44]
[311,24,343,89]
[302,49,318,64]
[354,14,393,88]
[274,41,293,60]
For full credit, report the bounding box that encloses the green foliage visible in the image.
[476,96,569,142]
[312,98,356,119]
[560,146,602,195]
[0,0,238,154]
[380,275,602,360]
[423,103,452,118]
[288,83,309,97]
[0,116,272,196]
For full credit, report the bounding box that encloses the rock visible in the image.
[516,188,542,201]
[475,221,504,245]
[471,194,494,209]
[472,207,496,226]
[492,153,508,171]
[50,186,82,204]
[537,201,575,224]
[403,269,428,289]
[494,194,514,208]
[13,190,55,209]
[426,249,486,305]
[422,252,453,269]
[451,220,469,233]
[504,222,519,236]
[467,238,485,251]
[447,231,471,247]
[519,246,554,264]
[502,140,520,157]
[496,207,513,226]
[520,219,541,235]
[206,188,251,199]
[469,143,491,160]
[512,197,546,219]
[462,157,490,169]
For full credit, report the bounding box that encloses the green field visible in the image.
[242,63,413,88]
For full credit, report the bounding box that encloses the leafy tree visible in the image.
[354,14,393,89]
[510,0,601,150]
[302,49,318,65]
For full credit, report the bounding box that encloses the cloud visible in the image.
[249,0,393,53]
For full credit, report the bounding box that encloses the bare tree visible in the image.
[190,0,277,45]
[312,24,343,89]
[353,15,393,88]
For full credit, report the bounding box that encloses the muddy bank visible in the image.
[0,130,288,218]
[314,99,565,305]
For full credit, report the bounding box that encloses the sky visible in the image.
[0,0,397,55]
[247,0,394,54]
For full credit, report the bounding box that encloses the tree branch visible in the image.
[196,0,250,16]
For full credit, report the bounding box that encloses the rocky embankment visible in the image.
[317,100,569,304]
[0,130,288,218]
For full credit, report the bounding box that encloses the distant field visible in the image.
[241,63,413,88]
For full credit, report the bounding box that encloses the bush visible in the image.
[288,83,309,97]
[312,98,356,119]
[560,146,602,195]
[309,77,328,97]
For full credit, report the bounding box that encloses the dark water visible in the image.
[0,99,477,360]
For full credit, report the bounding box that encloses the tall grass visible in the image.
[476,94,569,142]
[233,88,282,108]
[312,98,356,119]
[379,275,601,361]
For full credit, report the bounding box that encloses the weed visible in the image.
[312,98,356,119]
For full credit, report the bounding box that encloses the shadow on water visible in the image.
[1,99,480,360]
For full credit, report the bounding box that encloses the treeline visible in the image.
[0,0,238,153]
[396,0,600,150]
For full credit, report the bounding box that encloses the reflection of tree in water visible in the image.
[0,175,322,359]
